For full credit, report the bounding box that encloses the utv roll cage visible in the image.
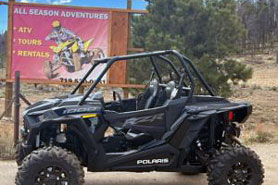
[71,50,215,105]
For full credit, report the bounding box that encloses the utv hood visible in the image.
[23,94,103,128]
[23,95,80,116]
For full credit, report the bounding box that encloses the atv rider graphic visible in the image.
[45,20,85,59]
[43,20,105,79]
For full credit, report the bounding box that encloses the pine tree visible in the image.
[132,0,252,96]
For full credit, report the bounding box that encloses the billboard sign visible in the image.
[11,4,109,83]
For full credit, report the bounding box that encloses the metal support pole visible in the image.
[19,93,31,106]
[14,71,20,144]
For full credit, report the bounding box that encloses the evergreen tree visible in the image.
[132,0,252,96]
[237,0,278,50]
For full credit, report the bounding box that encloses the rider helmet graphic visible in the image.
[52,20,61,28]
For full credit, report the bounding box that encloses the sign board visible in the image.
[11,4,109,83]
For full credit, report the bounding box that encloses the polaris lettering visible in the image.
[137,158,169,165]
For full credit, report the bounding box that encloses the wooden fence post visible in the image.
[4,0,15,118]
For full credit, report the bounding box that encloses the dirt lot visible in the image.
[0,143,276,185]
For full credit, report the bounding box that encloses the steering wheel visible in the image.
[113,91,125,111]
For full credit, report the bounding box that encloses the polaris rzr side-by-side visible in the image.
[15,50,264,185]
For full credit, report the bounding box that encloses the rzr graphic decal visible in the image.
[124,113,164,125]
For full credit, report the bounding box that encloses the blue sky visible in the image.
[0,0,147,33]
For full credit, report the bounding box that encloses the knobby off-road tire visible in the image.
[16,146,84,185]
[15,142,25,166]
[207,146,264,185]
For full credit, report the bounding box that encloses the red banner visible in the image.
[11,4,109,82]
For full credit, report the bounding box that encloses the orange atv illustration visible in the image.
[44,38,105,79]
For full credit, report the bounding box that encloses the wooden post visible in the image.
[107,11,128,84]
[78,86,85,94]
[4,83,13,118]
[127,0,132,48]
[123,0,132,99]
[4,0,15,118]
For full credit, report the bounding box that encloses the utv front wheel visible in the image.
[15,142,25,166]
[208,146,264,185]
[16,146,84,185]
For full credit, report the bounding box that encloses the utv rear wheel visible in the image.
[16,146,84,185]
[207,146,264,185]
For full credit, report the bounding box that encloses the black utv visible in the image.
[15,50,264,185]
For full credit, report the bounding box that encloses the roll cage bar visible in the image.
[71,50,215,105]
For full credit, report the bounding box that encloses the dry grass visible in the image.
[0,122,15,160]
[232,52,278,144]
[235,53,278,88]
[242,123,274,144]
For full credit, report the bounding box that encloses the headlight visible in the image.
[20,126,28,139]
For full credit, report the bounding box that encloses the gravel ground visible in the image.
[0,143,277,185]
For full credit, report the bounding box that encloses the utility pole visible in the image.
[4,0,15,118]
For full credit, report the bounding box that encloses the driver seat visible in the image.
[137,79,159,110]
[125,81,177,146]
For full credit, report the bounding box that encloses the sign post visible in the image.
[4,0,15,118]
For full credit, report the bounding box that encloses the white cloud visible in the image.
[47,0,73,5]
[20,0,37,3]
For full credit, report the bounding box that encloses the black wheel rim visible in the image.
[227,162,252,185]
[34,166,69,185]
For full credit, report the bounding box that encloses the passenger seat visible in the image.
[154,81,176,107]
